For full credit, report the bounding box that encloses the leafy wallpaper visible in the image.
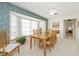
[0,2,47,33]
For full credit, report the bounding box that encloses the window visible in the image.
[31,21,38,34]
[21,19,39,35]
[22,19,31,36]
[39,21,46,32]
[10,13,18,40]
[10,12,46,40]
[31,21,38,29]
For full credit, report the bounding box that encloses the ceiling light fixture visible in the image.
[50,10,57,15]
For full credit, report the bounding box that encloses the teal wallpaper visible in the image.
[0,2,48,33]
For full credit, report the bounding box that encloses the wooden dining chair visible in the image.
[32,29,41,45]
[0,31,8,55]
[33,29,38,35]
[0,31,20,56]
[33,29,43,35]
[50,31,57,48]
[45,31,57,52]
[39,30,57,52]
[0,31,7,47]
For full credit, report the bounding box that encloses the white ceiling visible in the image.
[10,2,79,19]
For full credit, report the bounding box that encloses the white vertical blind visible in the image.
[10,13,18,40]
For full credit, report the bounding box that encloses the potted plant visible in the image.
[17,36,26,45]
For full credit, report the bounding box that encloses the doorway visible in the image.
[64,19,76,39]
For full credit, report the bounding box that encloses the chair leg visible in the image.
[52,42,55,49]
[18,46,20,53]
[49,45,52,52]
[55,39,57,44]
[39,40,41,48]
[3,47,6,56]
[34,38,36,45]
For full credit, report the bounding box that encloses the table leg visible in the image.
[44,40,46,56]
[30,36,32,49]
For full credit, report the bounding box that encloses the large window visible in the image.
[10,12,46,40]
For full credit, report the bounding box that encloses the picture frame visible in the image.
[52,22,59,28]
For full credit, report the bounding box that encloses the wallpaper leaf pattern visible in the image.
[0,2,47,33]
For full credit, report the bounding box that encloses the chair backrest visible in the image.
[47,29,53,36]
[0,31,8,48]
[0,31,3,48]
[33,29,38,35]
[3,31,8,45]
[39,28,43,34]
[51,31,57,39]
[49,31,57,46]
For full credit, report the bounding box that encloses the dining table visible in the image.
[29,33,50,56]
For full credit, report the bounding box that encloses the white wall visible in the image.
[48,14,79,42]
[48,16,64,39]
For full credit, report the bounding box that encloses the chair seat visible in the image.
[0,43,19,53]
[46,41,50,44]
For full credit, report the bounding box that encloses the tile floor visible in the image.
[12,37,79,56]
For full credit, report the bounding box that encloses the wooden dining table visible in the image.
[29,33,50,56]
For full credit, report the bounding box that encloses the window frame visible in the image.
[10,11,46,40]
